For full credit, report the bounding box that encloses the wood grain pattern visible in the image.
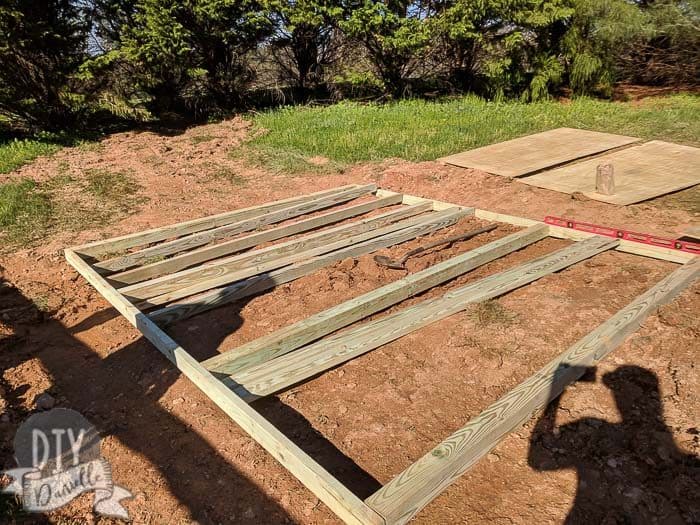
[473,208,695,263]
[72,185,360,258]
[147,208,472,324]
[203,224,549,375]
[439,128,639,177]
[108,194,404,285]
[63,249,385,525]
[682,226,700,241]
[227,236,619,400]
[365,256,699,525]
[120,202,438,302]
[520,140,700,204]
[94,184,377,272]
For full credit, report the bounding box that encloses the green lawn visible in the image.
[248,94,700,168]
[0,136,64,174]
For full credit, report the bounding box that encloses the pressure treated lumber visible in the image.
[228,235,619,400]
[119,204,430,299]
[63,249,385,525]
[204,224,549,375]
[126,207,470,306]
[121,203,441,301]
[73,185,360,258]
[473,209,695,264]
[376,189,457,212]
[109,194,404,284]
[365,256,700,525]
[95,184,378,273]
[148,209,473,324]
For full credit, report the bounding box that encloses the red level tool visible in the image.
[544,216,700,255]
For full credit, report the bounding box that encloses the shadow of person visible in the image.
[0,277,291,524]
[528,365,700,524]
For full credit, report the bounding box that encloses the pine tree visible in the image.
[116,0,272,115]
[0,0,90,130]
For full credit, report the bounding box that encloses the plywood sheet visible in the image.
[681,226,700,241]
[520,141,700,205]
[439,128,639,177]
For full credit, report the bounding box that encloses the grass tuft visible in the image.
[209,166,248,186]
[230,144,345,175]
[0,138,62,174]
[190,134,218,144]
[0,169,146,250]
[85,168,137,201]
[468,300,518,327]
[0,132,97,174]
[0,179,52,244]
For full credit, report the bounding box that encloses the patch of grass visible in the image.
[231,144,345,175]
[209,166,248,186]
[0,179,52,244]
[249,94,700,166]
[85,168,137,200]
[0,170,147,250]
[0,137,63,174]
[468,300,518,327]
[31,294,50,312]
[0,131,102,174]
[190,133,218,144]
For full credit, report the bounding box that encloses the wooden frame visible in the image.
[65,185,699,524]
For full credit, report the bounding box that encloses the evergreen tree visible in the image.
[265,0,342,95]
[562,0,646,96]
[116,0,272,116]
[0,0,90,130]
[338,0,433,97]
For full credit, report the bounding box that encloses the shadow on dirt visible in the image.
[529,365,700,524]
[0,277,290,523]
[1,276,380,523]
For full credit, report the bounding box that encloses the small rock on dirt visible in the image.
[571,191,591,201]
[34,392,56,410]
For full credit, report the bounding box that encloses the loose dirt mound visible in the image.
[1,119,698,524]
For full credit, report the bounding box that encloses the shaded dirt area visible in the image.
[1,119,698,524]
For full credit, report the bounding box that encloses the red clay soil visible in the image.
[1,119,698,524]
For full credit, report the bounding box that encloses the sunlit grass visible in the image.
[248,94,700,169]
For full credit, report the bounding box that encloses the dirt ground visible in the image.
[1,119,698,524]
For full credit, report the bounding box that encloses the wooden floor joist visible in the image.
[225,236,619,400]
[118,202,435,299]
[64,248,386,525]
[130,207,471,307]
[95,184,378,273]
[203,224,549,376]
[109,193,404,285]
[64,185,699,525]
[73,184,361,259]
[146,208,471,323]
[365,256,700,525]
